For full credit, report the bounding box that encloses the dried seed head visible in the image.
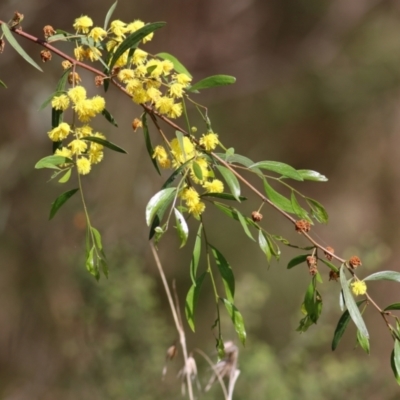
[349,256,362,269]
[309,266,318,276]
[10,12,24,28]
[295,219,311,233]
[329,270,339,281]
[68,72,81,85]
[251,211,263,222]
[132,118,142,132]
[306,255,317,268]
[61,60,72,70]
[111,66,121,76]
[40,50,52,62]
[324,246,334,261]
[95,75,104,86]
[43,25,56,38]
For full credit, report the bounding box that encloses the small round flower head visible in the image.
[90,96,106,113]
[68,86,87,103]
[169,83,184,99]
[118,68,135,83]
[349,256,362,269]
[62,60,72,70]
[126,20,154,43]
[86,47,102,62]
[55,146,72,159]
[146,59,163,78]
[43,25,56,38]
[251,211,263,222]
[40,50,52,62]
[125,78,142,95]
[132,118,142,132]
[76,157,91,175]
[51,94,70,111]
[75,125,93,138]
[153,146,171,169]
[74,46,86,61]
[161,60,174,75]
[189,201,206,219]
[48,122,71,141]
[295,219,311,233]
[132,49,148,65]
[89,148,104,164]
[132,87,148,104]
[68,72,81,85]
[203,179,224,193]
[170,137,196,164]
[324,246,335,261]
[69,139,88,155]
[88,27,107,42]
[155,96,174,115]
[147,87,162,102]
[351,280,367,296]
[175,73,192,87]
[200,132,219,151]
[73,16,93,34]
[181,187,200,208]
[110,20,127,37]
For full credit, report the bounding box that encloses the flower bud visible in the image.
[251,211,263,222]
[40,50,52,62]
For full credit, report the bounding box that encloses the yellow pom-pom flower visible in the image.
[89,148,104,164]
[88,27,107,42]
[75,125,93,138]
[74,46,86,61]
[73,16,93,34]
[51,94,70,111]
[189,201,206,219]
[55,147,72,159]
[203,179,224,193]
[200,132,219,151]
[69,139,88,155]
[68,86,87,103]
[351,281,367,296]
[76,157,91,175]
[169,83,184,99]
[168,102,183,119]
[181,187,200,208]
[170,137,196,164]
[48,122,71,141]
[175,73,192,87]
[110,20,127,38]
[155,96,174,115]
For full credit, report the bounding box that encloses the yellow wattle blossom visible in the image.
[89,148,104,164]
[146,59,163,78]
[62,60,72,70]
[74,96,105,122]
[170,137,196,164]
[126,20,154,43]
[90,132,106,151]
[152,145,171,169]
[132,49,148,65]
[74,46,86,61]
[110,20,127,38]
[351,281,367,296]
[51,94,70,111]
[189,201,206,219]
[76,157,91,175]
[134,64,147,78]
[55,147,72,159]
[161,60,174,75]
[86,47,102,62]
[169,83,184,99]
[175,73,192,87]
[73,16,93,34]
[200,132,219,151]
[48,122,71,141]
[89,27,107,42]
[90,96,106,113]
[203,179,224,193]
[132,87,148,104]
[69,139,88,155]
[68,86,87,103]
[125,78,143,95]
[155,96,174,114]
[147,87,162,102]
[75,125,93,138]
[168,102,183,119]
[118,69,135,83]
[181,187,200,208]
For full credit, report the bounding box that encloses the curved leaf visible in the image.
[145,187,177,226]
[306,197,329,224]
[201,192,247,201]
[1,23,43,72]
[250,161,303,181]
[104,0,118,30]
[157,52,192,77]
[49,188,79,220]
[101,108,118,127]
[190,224,202,283]
[142,113,160,175]
[84,136,127,154]
[109,22,166,70]
[216,165,241,202]
[0,79,7,89]
[192,161,203,181]
[221,298,246,345]
[263,178,294,213]
[332,309,351,351]
[320,258,339,273]
[185,272,206,332]
[392,345,400,385]
[298,169,328,182]
[384,303,400,311]
[291,192,310,221]
[174,208,189,248]
[357,329,370,354]
[58,168,72,183]
[287,254,309,269]
[211,246,235,303]
[35,155,73,169]
[364,271,400,283]
[339,264,369,338]
[188,75,236,92]
[258,230,272,263]
[236,210,255,241]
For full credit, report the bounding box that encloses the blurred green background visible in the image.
[1,0,400,398]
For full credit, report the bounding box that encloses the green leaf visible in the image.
[221,298,246,345]
[39,90,66,111]
[91,227,103,251]
[142,113,160,175]
[263,178,294,213]
[291,192,310,221]
[49,188,79,220]
[216,165,241,202]
[339,264,369,338]
[175,130,187,161]
[287,254,309,269]
[145,187,177,226]
[266,235,281,261]
[236,210,255,241]
[320,258,339,273]
[185,272,206,332]
[156,52,192,78]
[297,169,328,182]
[190,224,202,283]
[0,79,7,88]
[101,108,118,127]
[332,309,351,350]
[364,271,400,283]
[35,155,73,169]
[303,279,316,317]
[391,347,400,385]
[250,161,303,181]
[55,68,70,92]
[84,136,127,154]
[384,303,400,311]
[86,246,99,279]
[258,230,271,263]
[1,23,43,72]
[109,22,166,71]
[174,208,189,248]
[211,246,235,303]
[192,161,203,181]
[306,197,329,224]
[201,192,247,201]
[104,0,118,30]
[58,168,72,183]
[357,329,370,354]
[161,159,193,189]
[188,75,236,92]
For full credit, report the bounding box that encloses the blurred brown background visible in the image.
[1,0,400,398]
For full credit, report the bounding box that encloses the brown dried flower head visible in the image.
[132,118,142,132]
[309,266,318,276]
[251,211,263,222]
[329,270,340,281]
[349,256,362,269]
[68,72,81,85]
[306,255,317,268]
[43,25,56,38]
[61,60,72,70]
[295,219,311,233]
[40,50,52,62]
[10,12,24,28]
[324,246,334,261]
[95,75,104,86]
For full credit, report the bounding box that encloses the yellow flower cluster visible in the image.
[152,135,223,219]
[48,86,107,175]
[351,280,367,296]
